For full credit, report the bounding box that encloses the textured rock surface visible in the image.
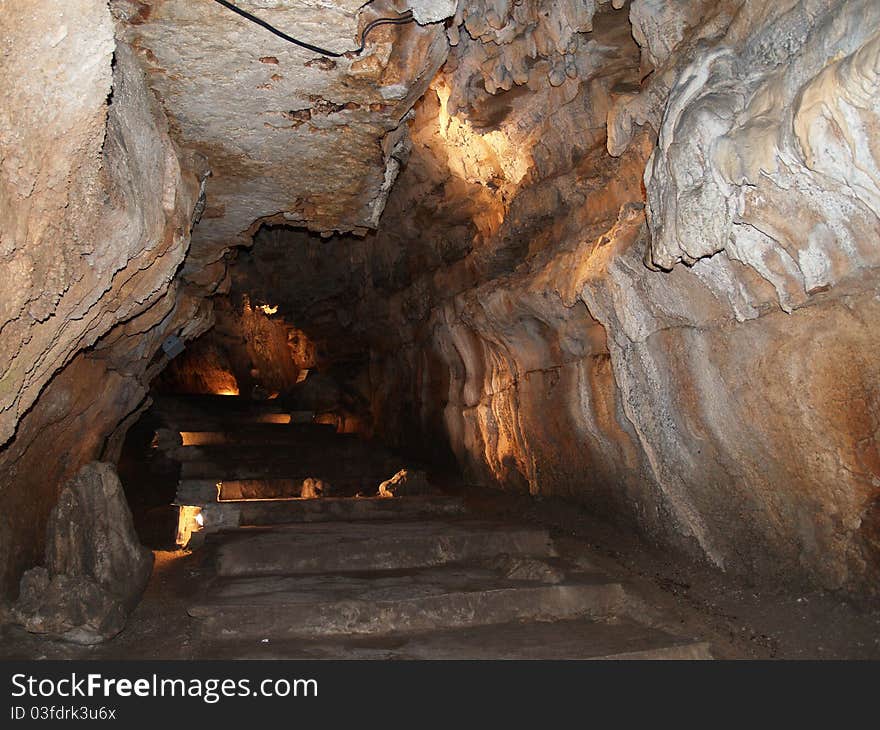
[155,293,312,397]
[12,463,153,644]
[378,469,432,497]
[0,1,218,596]
[245,1,879,593]
[0,4,196,448]
[114,0,449,246]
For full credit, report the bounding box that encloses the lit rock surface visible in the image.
[0,2,214,594]
[0,4,198,449]
[0,0,447,597]
[644,0,880,292]
[408,0,458,25]
[114,0,450,245]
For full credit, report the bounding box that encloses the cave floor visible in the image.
[2,487,879,660]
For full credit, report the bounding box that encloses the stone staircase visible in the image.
[152,395,464,535]
[188,519,711,659]
[155,394,711,659]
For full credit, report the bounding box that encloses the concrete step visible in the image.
[195,617,712,660]
[213,521,555,576]
[207,495,466,526]
[188,567,626,639]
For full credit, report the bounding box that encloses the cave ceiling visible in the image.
[113,0,451,252]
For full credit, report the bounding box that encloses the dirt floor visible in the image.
[1,486,878,660]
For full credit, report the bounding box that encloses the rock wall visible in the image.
[155,292,315,398]
[417,0,880,591]
[261,0,879,592]
[0,2,216,599]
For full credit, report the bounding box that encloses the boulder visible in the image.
[12,462,153,644]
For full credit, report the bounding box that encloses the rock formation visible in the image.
[242,1,879,593]
[0,0,453,598]
[301,477,328,499]
[12,463,153,644]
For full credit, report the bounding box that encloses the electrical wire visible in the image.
[211,0,415,58]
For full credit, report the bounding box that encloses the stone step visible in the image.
[382,616,712,660]
[174,423,338,447]
[216,478,365,500]
[195,616,712,660]
[168,440,389,463]
[153,395,288,414]
[179,459,394,481]
[175,477,388,504]
[213,521,555,576]
[208,495,466,526]
[158,412,315,429]
[188,567,626,639]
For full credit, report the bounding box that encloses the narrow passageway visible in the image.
[136,392,712,659]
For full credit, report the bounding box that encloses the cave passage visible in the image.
[2,0,879,660]
[116,222,466,549]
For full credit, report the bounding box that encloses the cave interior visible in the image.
[1,0,879,659]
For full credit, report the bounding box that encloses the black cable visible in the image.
[211,0,415,58]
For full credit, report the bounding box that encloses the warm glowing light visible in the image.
[206,370,239,396]
[180,431,219,446]
[256,413,292,424]
[314,413,340,430]
[258,304,279,315]
[436,83,452,140]
[175,506,204,547]
[434,81,530,187]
